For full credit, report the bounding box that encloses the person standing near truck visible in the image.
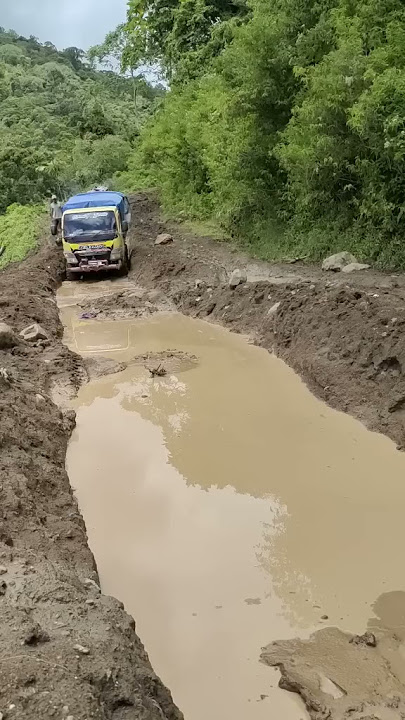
[50,195,62,236]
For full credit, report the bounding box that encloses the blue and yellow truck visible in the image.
[62,191,131,279]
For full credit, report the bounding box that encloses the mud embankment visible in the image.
[124,193,405,450]
[0,242,182,719]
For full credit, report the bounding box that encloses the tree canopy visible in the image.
[0,27,163,213]
[117,0,405,267]
[3,0,405,267]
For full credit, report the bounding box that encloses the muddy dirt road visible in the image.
[59,276,405,720]
[55,193,405,720]
[3,192,405,719]
[60,295,306,720]
[0,244,182,720]
[126,194,405,453]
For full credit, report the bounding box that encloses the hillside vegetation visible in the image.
[0,27,163,214]
[117,0,405,268]
[0,204,44,269]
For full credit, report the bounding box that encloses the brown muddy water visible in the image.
[58,279,405,720]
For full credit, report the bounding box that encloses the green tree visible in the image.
[125,0,249,81]
[0,27,160,210]
[124,0,405,267]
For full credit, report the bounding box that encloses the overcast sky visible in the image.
[0,0,127,50]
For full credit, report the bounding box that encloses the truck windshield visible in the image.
[64,211,117,240]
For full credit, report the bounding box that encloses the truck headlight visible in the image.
[110,249,122,260]
[64,252,78,265]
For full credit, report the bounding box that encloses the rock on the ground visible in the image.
[267,301,281,317]
[341,262,370,273]
[74,644,90,655]
[0,368,11,387]
[84,577,101,593]
[350,631,377,647]
[35,393,46,408]
[155,233,173,246]
[62,408,76,432]
[0,322,18,349]
[229,269,247,289]
[24,623,50,646]
[322,252,358,272]
[20,323,48,342]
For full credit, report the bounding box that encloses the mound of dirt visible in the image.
[0,242,182,719]
[128,350,198,374]
[262,626,405,719]
[78,287,173,321]
[128,192,405,449]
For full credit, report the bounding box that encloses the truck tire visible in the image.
[66,269,77,281]
[119,249,129,277]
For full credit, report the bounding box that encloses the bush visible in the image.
[0,204,44,269]
[124,0,405,268]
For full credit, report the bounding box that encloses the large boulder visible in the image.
[341,262,370,274]
[322,252,358,272]
[20,323,48,343]
[0,322,18,349]
[155,233,173,246]
[229,269,247,289]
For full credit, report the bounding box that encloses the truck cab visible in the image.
[62,191,131,279]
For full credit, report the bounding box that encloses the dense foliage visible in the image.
[120,0,405,266]
[0,28,163,213]
[0,204,43,268]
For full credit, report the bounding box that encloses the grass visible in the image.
[182,213,405,270]
[176,217,230,242]
[0,204,45,269]
[118,182,405,270]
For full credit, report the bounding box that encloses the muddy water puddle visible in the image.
[59,280,405,720]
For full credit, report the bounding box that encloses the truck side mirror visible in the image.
[122,221,129,233]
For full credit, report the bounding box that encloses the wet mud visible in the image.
[0,245,182,719]
[71,191,405,719]
[125,193,405,452]
[2,192,405,719]
[60,275,405,720]
[60,302,307,720]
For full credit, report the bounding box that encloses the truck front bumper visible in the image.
[67,259,122,273]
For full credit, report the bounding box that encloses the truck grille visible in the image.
[75,249,111,263]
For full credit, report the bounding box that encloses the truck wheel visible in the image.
[66,270,77,281]
[119,250,129,277]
